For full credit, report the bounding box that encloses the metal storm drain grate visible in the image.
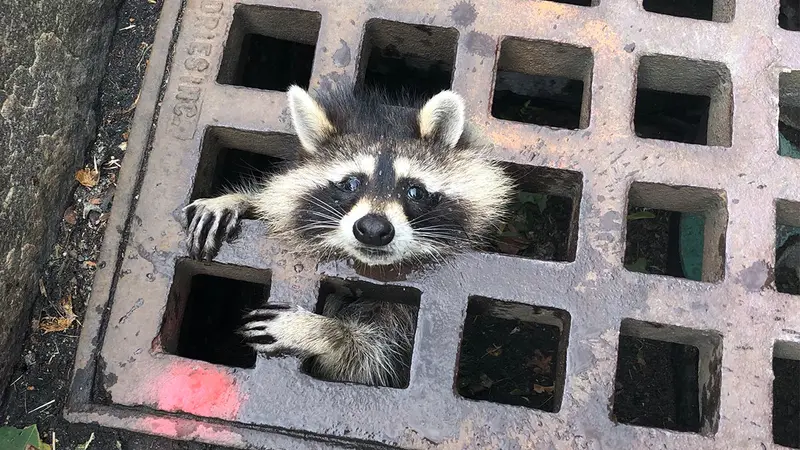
[65,0,800,449]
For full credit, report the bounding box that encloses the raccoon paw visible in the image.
[181,196,245,261]
[238,303,318,355]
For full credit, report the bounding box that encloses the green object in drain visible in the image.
[779,132,800,159]
[679,213,705,281]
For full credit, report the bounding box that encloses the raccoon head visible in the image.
[254,85,515,266]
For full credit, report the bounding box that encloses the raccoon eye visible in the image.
[407,185,427,201]
[336,175,362,192]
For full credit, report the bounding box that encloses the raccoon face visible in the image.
[254,85,515,266]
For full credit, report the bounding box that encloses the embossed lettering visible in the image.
[169,0,223,140]
[184,57,210,72]
[187,42,212,56]
[175,85,201,102]
[174,103,198,118]
[200,0,223,13]
[198,15,220,30]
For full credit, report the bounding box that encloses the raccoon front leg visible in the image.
[182,192,255,260]
[239,303,412,387]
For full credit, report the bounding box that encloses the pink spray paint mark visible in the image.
[155,363,242,420]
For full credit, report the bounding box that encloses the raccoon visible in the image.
[182,84,515,387]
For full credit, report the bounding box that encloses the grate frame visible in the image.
[65,0,800,448]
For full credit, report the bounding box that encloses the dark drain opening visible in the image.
[773,341,800,449]
[779,72,800,159]
[191,127,299,201]
[217,5,321,91]
[359,19,457,102]
[624,207,700,280]
[456,296,571,413]
[300,277,421,388]
[492,74,584,129]
[634,89,711,145]
[635,55,732,147]
[236,34,315,91]
[775,199,800,295]
[492,38,593,130]
[780,0,800,31]
[613,336,701,431]
[160,260,272,369]
[489,163,583,262]
[643,0,715,21]
[611,319,722,435]
[624,182,727,282]
[548,0,595,6]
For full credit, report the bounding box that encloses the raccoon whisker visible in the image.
[416,237,473,247]
[407,199,465,225]
[298,209,343,224]
[413,231,475,245]
[298,206,343,221]
[294,225,339,234]
[301,193,345,219]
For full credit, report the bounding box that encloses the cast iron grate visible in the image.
[64,0,800,448]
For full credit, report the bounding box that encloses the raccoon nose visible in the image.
[353,214,395,246]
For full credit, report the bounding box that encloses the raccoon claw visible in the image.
[238,304,310,354]
[182,198,242,261]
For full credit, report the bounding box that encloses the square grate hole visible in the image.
[489,164,583,262]
[300,277,421,388]
[779,72,800,159]
[634,55,732,146]
[358,19,458,102]
[773,341,800,448]
[191,127,300,201]
[775,199,800,295]
[623,182,727,282]
[217,5,321,91]
[780,0,800,31]
[456,296,571,412]
[492,38,593,130]
[548,0,596,5]
[612,319,723,435]
[159,259,272,369]
[642,0,734,22]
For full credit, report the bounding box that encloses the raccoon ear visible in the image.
[287,85,336,154]
[418,90,466,149]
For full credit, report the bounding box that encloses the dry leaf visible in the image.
[89,198,102,205]
[532,384,555,394]
[39,295,77,334]
[528,349,553,374]
[118,141,127,151]
[486,344,502,357]
[83,261,97,269]
[75,168,99,187]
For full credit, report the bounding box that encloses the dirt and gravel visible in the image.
[0,1,231,448]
